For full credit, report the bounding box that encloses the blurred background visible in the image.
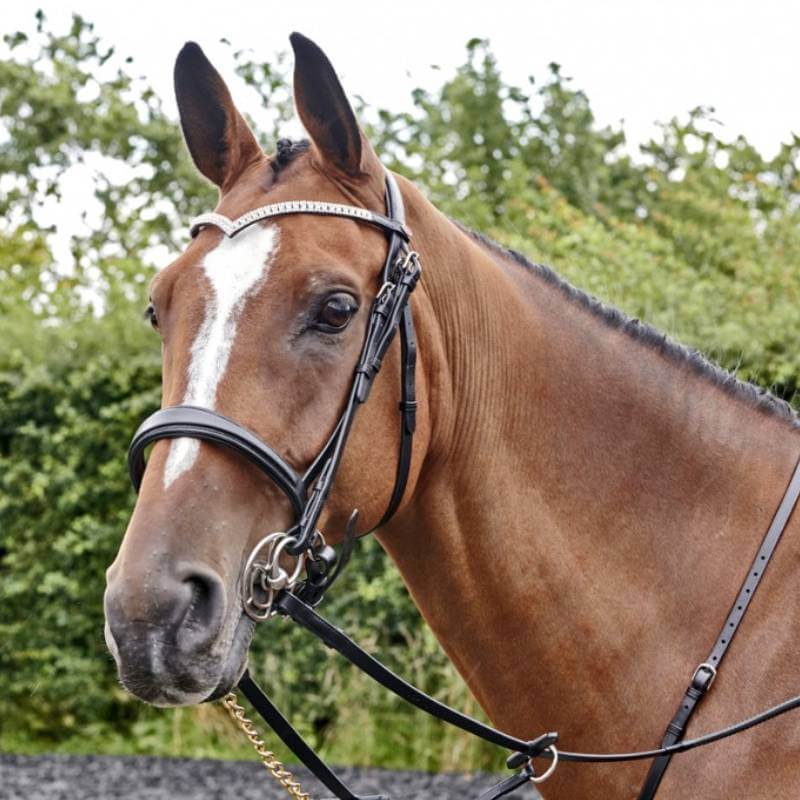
[1,0,799,775]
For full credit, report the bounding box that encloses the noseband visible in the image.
[128,170,421,618]
[126,170,800,799]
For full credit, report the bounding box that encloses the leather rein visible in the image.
[127,169,800,799]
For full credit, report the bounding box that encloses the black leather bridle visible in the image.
[127,169,800,799]
[129,170,420,615]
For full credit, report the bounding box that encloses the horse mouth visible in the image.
[106,609,256,708]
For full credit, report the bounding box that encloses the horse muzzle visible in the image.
[103,560,248,706]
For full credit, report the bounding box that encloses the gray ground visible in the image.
[0,754,537,800]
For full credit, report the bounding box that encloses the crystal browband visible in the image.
[190,200,411,240]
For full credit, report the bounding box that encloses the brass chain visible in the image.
[221,692,312,800]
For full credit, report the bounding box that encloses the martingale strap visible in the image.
[277,593,558,757]
[638,454,800,798]
[234,591,559,800]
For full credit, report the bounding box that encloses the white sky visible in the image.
[3,0,799,272]
[6,0,799,158]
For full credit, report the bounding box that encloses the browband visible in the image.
[190,201,411,241]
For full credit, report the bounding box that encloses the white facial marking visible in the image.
[163,224,278,489]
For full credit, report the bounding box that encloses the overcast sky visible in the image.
[6,0,800,159]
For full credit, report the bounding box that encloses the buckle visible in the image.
[691,662,717,691]
[392,250,421,284]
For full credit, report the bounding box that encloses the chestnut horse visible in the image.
[104,34,800,799]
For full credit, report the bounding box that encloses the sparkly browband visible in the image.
[189,200,411,240]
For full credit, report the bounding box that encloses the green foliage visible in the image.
[372,40,643,228]
[372,41,800,398]
[0,326,160,738]
[2,12,799,770]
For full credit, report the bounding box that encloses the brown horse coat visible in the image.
[105,34,800,798]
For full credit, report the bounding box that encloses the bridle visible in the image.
[129,170,420,618]
[126,168,800,800]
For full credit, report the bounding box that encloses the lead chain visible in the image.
[221,692,312,800]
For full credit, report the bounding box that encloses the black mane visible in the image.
[464,226,799,426]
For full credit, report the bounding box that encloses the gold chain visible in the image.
[221,692,312,800]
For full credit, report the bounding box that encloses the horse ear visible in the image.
[289,32,377,177]
[174,42,262,190]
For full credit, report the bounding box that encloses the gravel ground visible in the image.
[0,754,539,800]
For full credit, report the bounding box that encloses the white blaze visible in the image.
[163,224,278,489]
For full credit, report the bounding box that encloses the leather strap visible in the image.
[276,591,558,758]
[477,770,535,800]
[639,455,800,799]
[368,170,417,531]
[128,405,306,515]
[638,679,707,799]
[238,671,387,800]
[190,202,410,242]
[368,301,416,532]
[554,691,800,763]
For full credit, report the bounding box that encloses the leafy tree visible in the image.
[1,12,799,769]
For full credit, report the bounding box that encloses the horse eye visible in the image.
[315,293,358,333]
[144,303,158,329]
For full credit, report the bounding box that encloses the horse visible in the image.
[103,33,800,799]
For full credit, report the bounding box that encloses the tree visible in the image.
[2,12,798,768]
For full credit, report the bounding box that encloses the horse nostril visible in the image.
[104,561,228,659]
[183,570,224,628]
[175,563,227,649]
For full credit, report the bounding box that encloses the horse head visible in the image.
[104,34,429,706]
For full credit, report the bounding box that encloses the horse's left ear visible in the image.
[290,32,378,178]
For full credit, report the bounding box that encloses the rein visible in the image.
[127,169,800,799]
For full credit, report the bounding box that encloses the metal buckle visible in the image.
[400,250,422,272]
[692,662,717,691]
[396,250,421,280]
[375,280,395,301]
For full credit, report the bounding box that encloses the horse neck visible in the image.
[379,182,800,759]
